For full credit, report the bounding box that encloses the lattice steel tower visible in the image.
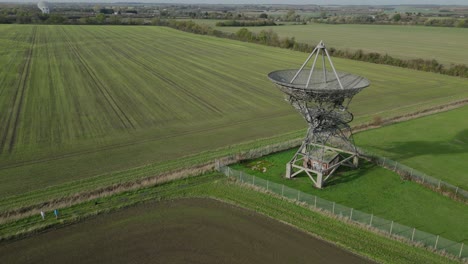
[268,41,370,188]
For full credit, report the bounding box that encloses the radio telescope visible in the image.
[268,41,370,188]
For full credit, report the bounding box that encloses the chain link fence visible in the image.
[215,136,467,203]
[219,166,467,260]
[358,148,468,202]
[217,138,467,203]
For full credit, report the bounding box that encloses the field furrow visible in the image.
[59,27,135,130]
[0,26,36,154]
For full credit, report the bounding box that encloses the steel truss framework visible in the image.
[268,41,370,188]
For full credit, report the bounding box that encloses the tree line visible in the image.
[155,20,468,78]
[215,20,277,27]
[317,13,468,28]
[1,14,466,78]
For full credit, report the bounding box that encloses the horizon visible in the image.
[2,1,468,6]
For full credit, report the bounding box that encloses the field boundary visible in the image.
[352,98,468,133]
[0,174,221,242]
[0,136,305,222]
[219,166,467,260]
[0,162,216,224]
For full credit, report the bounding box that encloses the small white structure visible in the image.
[37,1,50,14]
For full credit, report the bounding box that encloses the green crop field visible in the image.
[200,21,468,66]
[355,106,468,189]
[0,24,467,207]
[231,154,468,242]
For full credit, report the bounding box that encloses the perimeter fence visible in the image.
[218,166,467,260]
[223,137,468,202]
[358,148,468,202]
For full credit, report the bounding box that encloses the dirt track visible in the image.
[0,198,373,264]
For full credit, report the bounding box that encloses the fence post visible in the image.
[459,243,464,258]
[410,168,413,178]
[370,214,373,226]
[422,175,425,183]
[314,196,317,208]
[332,202,335,214]
[350,208,353,220]
[267,180,269,191]
[382,157,386,166]
[434,235,439,250]
[390,221,394,235]
[438,180,441,189]
[455,187,459,195]
[394,162,397,171]
[281,185,284,196]
[253,176,255,185]
[411,228,416,241]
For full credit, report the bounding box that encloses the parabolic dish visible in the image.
[268,69,369,99]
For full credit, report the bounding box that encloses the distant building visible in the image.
[40,7,50,14]
[37,1,50,14]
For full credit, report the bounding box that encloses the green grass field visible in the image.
[355,106,468,189]
[0,24,467,205]
[0,174,461,263]
[231,152,468,242]
[199,21,468,66]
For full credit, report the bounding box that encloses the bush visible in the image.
[372,116,383,126]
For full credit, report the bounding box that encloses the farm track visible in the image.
[59,27,135,130]
[0,31,21,137]
[43,29,61,144]
[0,32,20,98]
[0,26,36,154]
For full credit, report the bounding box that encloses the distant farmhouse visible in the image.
[37,1,50,14]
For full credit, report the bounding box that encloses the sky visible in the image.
[4,0,468,5]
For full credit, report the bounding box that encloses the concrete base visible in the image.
[353,156,359,167]
[315,172,323,189]
[286,163,292,179]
